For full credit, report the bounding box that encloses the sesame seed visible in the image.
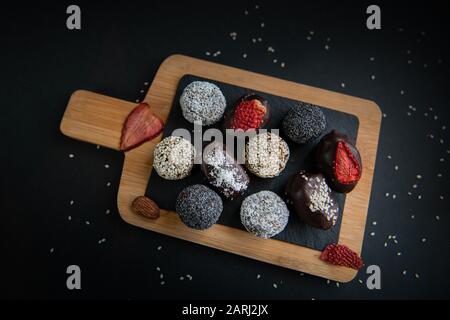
[392,194,397,199]
[358,279,363,284]
[327,279,330,284]
[157,246,162,251]
[413,184,418,189]
[50,248,54,253]
[273,59,278,63]
[243,53,247,59]
[385,192,390,197]
[394,165,399,170]
[372,221,377,226]
[69,153,74,158]
[107,182,111,187]
[435,216,440,220]
[160,281,165,285]
[68,216,71,220]
[370,57,375,61]
[416,175,422,179]
[96,145,100,149]
[144,81,149,86]
[371,75,376,80]
[179,276,184,281]
[273,283,278,289]
[411,214,415,219]
[244,10,248,15]
[260,22,265,28]
[160,274,164,279]
[105,209,110,214]
[400,90,404,95]
[205,52,211,56]
[257,274,261,279]
[370,232,375,236]
[336,282,340,287]
[384,242,387,247]
[341,82,346,88]
[397,252,402,256]
[324,45,330,50]
[414,273,420,279]
[104,164,109,169]
[421,238,427,242]
[440,195,444,200]
[156,267,160,271]
[85,221,90,225]
[387,155,392,159]
[280,62,285,68]
[306,36,312,40]
[69,200,74,205]
[403,270,407,275]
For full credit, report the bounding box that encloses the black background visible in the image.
[1,0,449,299]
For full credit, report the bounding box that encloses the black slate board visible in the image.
[146,75,359,251]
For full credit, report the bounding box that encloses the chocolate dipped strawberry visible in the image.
[315,130,362,193]
[224,94,270,131]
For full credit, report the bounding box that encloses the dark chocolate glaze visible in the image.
[315,130,362,193]
[201,141,250,198]
[223,93,271,131]
[285,172,338,230]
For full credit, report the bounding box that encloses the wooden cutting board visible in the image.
[60,54,381,282]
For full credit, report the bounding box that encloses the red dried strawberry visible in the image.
[120,102,164,152]
[334,141,361,185]
[230,99,267,131]
[320,243,363,270]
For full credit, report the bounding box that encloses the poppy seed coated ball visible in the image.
[282,103,326,144]
[176,184,223,230]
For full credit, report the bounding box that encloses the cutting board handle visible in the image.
[60,90,136,150]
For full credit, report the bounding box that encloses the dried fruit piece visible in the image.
[334,141,361,185]
[131,196,160,219]
[320,243,363,270]
[120,103,164,151]
[225,94,270,131]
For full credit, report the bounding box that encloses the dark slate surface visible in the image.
[1,0,449,299]
[146,74,359,250]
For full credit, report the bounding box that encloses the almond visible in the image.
[131,196,160,219]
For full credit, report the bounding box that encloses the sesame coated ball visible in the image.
[153,136,196,180]
[282,103,326,144]
[240,191,289,238]
[176,184,223,230]
[245,132,290,178]
[179,81,226,126]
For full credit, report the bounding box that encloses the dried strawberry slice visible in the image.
[320,243,363,270]
[120,103,164,152]
[334,141,361,184]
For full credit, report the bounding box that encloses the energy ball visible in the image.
[245,132,290,178]
[179,81,226,126]
[240,191,289,238]
[153,136,196,180]
[176,184,223,230]
[316,130,362,193]
[282,103,326,144]
[285,171,339,230]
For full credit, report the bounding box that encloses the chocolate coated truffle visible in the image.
[316,130,362,193]
[245,132,290,178]
[176,184,223,230]
[285,172,339,230]
[240,191,289,238]
[179,81,226,126]
[153,136,196,180]
[282,103,326,144]
[201,141,249,198]
[224,94,270,131]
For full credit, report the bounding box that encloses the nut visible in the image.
[131,196,160,219]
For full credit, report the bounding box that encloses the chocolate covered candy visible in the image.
[201,141,249,198]
[285,172,339,230]
[316,130,362,193]
[224,94,270,131]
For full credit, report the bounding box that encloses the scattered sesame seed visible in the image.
[383,113,387,118]
[358,279,363,284]
[105,209,110,214]
[50,248,54,253]
[69,153,74,158]
[280,62,285,68]
[98,238,106,244]
[397,252,402,256]
[411,214,415,219]
[267,46,275,53]
[370,57,375,61]
[336,282,340,287]
[400,90,404,95]
[414,273,420,279]
[384,242,387,247]
[440,195,444,200]
[144,81,149,86]
[324,44,330,50]
[416,175,422,179]
[157,245,162,251]
[244,10,248,15]
[273,283,278,289]
[306,36,312,41]
[205,52,211,56]
[408,60,412,64]
[70,200,74,205]
[107,182,111,187]
[371,75,376,80]
[413,184,418,189]
[160,273,164,279]
[179,276,184,281]
[160,281,165,285]
[255,4,259,9]
[387,155,392,159]
[260,22,265,28]
[156,267,160,271]
[104,164,109,169]
[372,221,377,226]
[68,216,71,220]
[421,238,427,242]
[273,59,278,63]
[186,274,192,280]
[394,165,399,170]
[309,30,314,35]
[440,158,444,162]
[403,270,407,275]
[96,145,100,149]
[392,194,397,199]
[243,53,247,59]
[341,82,346,88]
[418,195,422,200]
[140,89,144,93]
[257,274,261,279]
[437,173,442,178]
[385,192,390,197]
[327,279,330,284]
[388,235,392,239]
[394,239,398,244]
[370,232,375,236]
[85,221,90,225]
